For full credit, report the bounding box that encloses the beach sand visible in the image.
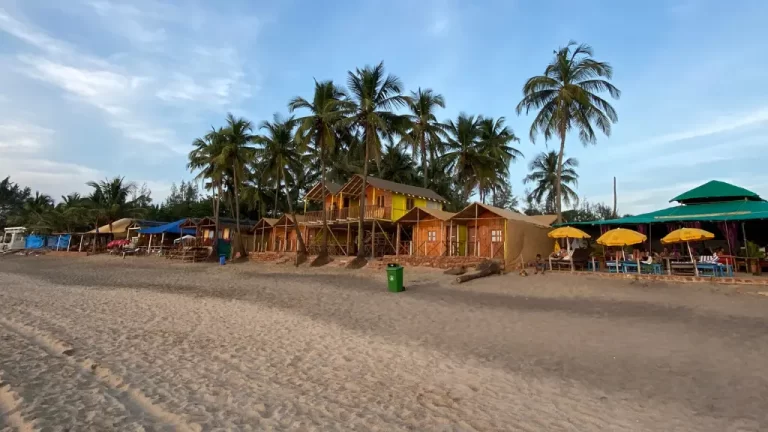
[1,255,767,431]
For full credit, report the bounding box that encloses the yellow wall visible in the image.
[392,194,439,220]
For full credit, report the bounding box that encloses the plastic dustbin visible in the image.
[219,254,226,265]
[386,263,404,292]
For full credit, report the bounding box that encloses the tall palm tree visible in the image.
[345,62,408,258]
[441,113,494,202]
[289,80,348,258]
[188,127,226,251]
[516,41,620,223]
[379,143,419,185]
[220,113,256,258]
[254,114,308,257]
[477,116,523,203]
[85,177,145,253]
[523,151,579,214]
[402,88,447,186]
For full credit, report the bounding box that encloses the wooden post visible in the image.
[370,219,376,258]
[261,224,266,252]
[395,223,401,256]
[474,204,479,257]
[449,221,453,256]
[78,234,84,252]
[148,234,153,253]
[284,220,288,252]
[440,220,445,256]
[56,235,61,251]
[67,235,71,252]
[160,232,165,252]
[415,209,420,256]
[346,222,351,256]
[613,176,617,218]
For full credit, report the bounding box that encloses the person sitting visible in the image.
[533,254,546,274]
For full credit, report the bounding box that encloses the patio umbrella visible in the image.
[548,227,591,271]
[661,228,715,277]
[597,228,647,274]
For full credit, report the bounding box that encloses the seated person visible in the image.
[533,254,546,274]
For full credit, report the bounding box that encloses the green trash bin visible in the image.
[386,263,404,292]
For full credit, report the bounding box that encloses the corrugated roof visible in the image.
[395,207,456,223]
[670,180,761,203]
[449,203,551,228]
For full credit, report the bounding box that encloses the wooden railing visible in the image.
[303,206,392,223]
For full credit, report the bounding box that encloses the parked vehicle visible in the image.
[0,227,27,252]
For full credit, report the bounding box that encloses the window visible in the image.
[491,229,502,243]
[428,231,436,242]
[343,197,350,208]
[406,198,415,210]
[377,195,385,208]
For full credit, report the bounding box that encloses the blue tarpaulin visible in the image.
[25,235,45,249]
[52,234,71,249]
[138,219,195,235]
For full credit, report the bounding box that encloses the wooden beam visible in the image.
[440,220,444,256]
[370,219,376,258]
[346,221,351,256]
[377,220,395,252]
[396,223,401,256]
[448,221,453,257]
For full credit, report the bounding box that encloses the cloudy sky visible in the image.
[1,0,767,214]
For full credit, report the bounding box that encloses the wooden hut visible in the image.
[394,207,459,256]
[273,214,306,252]
[448,203,553,267]
[251,218,278,252]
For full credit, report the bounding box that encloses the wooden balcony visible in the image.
[302,206,392,224]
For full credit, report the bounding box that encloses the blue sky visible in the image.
[1,0,767,214]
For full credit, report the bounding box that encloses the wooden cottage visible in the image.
[273,214,306,252]
[394,207,463,256]
[251,218,278,252]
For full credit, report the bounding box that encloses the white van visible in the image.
[0,227,27,252]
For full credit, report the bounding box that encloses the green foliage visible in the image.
[524,151,579,213]
[741,241,766,258]
[562,199,614,222]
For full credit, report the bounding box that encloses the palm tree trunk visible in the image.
[356,132,370,258]
[214,182,221,254]
[284,168,307,259]
[320,148,329,258]
[273,172,280,218]
[232,165,246,260]
[555,135,566,224]
[92,217,98,254]
[421,131,428,188]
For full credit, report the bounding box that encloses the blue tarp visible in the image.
[25,235,45,249]
[138,219,195,235]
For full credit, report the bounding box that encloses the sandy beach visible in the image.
[1,255,767,431]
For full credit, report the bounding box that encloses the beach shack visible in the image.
[393,207,459,256]
[448,203,553,267]
[273,214,306,252]
[251,217,278,252]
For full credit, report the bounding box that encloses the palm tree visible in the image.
[254,114,308,257]
[516,41,620,223]
[220,113,256,258]
[345,62,408,258]
[379,143,419,185]
[85,177,145,253]
[441,113,494,201]
[523,151,579,214]
[289,80,348,258]
[188,127,227,252]
[477,116,523,203]
[402,88,447,186]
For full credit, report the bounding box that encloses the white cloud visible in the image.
[639,108,768,148]
[0,122,54,153]
[0,156,103,199]
[0,8,70,54]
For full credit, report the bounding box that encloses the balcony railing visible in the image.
[303,206,392,223]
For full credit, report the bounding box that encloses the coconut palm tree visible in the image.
[477,116,523,203]
[85,177,145,253]
[289,80,348,258]
[345,62,408,258]
[523,150,579,214]
[441,113,494,202]
[220,113,256,258]
[254,114,308,257]
[516,41,620,223]
[402,88,447,186]
[379,143,419,185]
[188,127,227,251]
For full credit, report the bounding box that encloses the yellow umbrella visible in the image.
[549,226,591,271]
[596,228,647,247]
[661,228,714,244]
[661,228,715,277]
[597,228,647,274]
[548,226,591,239]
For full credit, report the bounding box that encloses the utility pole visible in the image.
[613,177,617,218]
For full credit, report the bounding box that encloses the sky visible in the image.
[1,0,767,215]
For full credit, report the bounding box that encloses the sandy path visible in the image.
[1,255,767,431]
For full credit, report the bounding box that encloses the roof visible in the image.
[338,175,447,202]
[138,219,196,235]
[275,214,306,226]
[304,181,343,201]
[87,218,134,234]
[527,214,558,226]
[565,199,768,226]
[670,180,761,203]
[395,207,456,223]
[132,219,165,228]
[449,203,551,228]
[197,217,256,229]
[251,218,279,231]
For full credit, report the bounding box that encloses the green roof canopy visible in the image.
[670,180,761,204]
[564,199,768,226]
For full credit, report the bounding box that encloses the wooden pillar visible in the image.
[284,221,288,252]
[474,204,479,257]
[440,220,445,256]
[415,210,420,256]
[56,235,61,251]
[78,234,84,252]
[67,235,71,252]
[449,221,453,256]
[395,223,401,256]
[370,219,376,258]
[346,221,351,256]
[160,232,165,252]
[148,234,153,252]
